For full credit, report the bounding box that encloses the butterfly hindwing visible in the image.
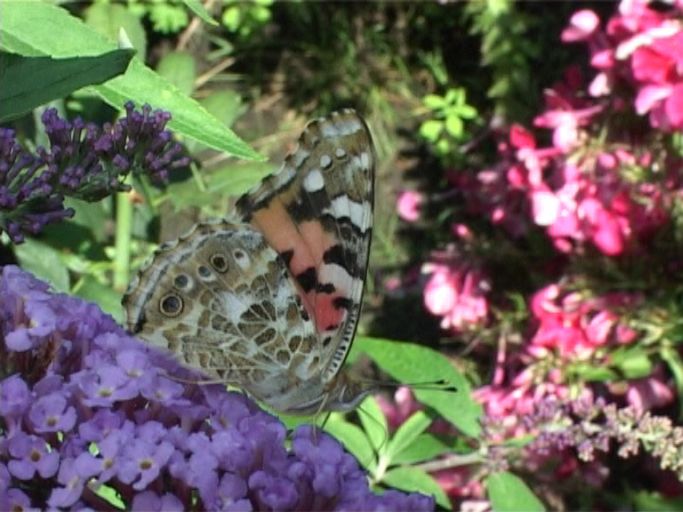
[236,109,375,382]
[122,219,321,390]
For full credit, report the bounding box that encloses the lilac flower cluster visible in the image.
[0,265,434,511]
[0,103,189,243]
[483,395,683,483]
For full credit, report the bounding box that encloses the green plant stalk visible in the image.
[113,189,133,292]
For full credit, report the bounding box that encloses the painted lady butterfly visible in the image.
[123,109,375,415]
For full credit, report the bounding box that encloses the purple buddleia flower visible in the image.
[117,435,174,490]
[6,432,60,480]
[0,265,435,510]
[74,365,139,406]
[28,392,77,433]
[0,487,38,512]
[75,426,131,484]
[47,456,100,508]
[131,491,184,512]
[0,375,31,434]
[78,409,128,443]
[0,104,189,243]
[214,472,251,510]
[5,299,57,351]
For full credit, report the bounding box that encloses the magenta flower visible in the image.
[422,261,490,332]
[561,9,601,42]
[529,284,639,359]
[534,89,603,152]
[564,0,683,130]
[397,190,424,222]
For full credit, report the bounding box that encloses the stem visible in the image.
[413,452,483,473]
[113,190,133,292]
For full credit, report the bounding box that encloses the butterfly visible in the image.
[123,109,375,415]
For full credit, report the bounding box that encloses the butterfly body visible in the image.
[123,109,375,415]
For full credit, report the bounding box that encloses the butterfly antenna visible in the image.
[358,377,458,393]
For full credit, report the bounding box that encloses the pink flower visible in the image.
[562,10,601,42]
[534,90,603,152]
[530,188,560,227]
[423,261,490,332]
[529,284,640,359]
[432,467,484,501]
[509,124,536,149]
[396,190,423,222]
[631,43,676,84]
[451,223,474,240]
[376,386,420,431]
[626,371,675,415]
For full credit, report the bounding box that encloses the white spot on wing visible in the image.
[319,262,355,292]
[330,196,367,226]
[360,151,371,169]
[303,169,325,192]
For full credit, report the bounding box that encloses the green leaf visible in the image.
[206,161,273,196]
[616,352,653,379]
[163,161,273,211]
[183,90,245,154]
[13,238,70,292]
[156,51,196,96]
[486,471,545,512]
[390,433,453,465]
[458,104,478,119]
[445,88,460,104]
[148,3,189,34]
[200,90,245,128]
[222,6,242,32]
[84,2,147,58]
[0,50,134,122]
[324,413,376,470]
[661,347,683,411]
[355,337,483,437]
[181,0,219,26]
[423,94,446,110]
[93,483,125,509]
[73,276,123,322]
[419,119,443,142]
[382,467,451,510]
[445,114,463,138]
[574,364,618,382]
[386,411,431,461]
[0,1,260,161]
[436,138,450,155]
[631,490,683,511]
[610,347,653,379]
[63,198,112,244]
[358,395,389,453]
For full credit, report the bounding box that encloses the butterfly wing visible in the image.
[122,219,321,398]
[235,109,375,383]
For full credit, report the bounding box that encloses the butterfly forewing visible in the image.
[235,109,375,383]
